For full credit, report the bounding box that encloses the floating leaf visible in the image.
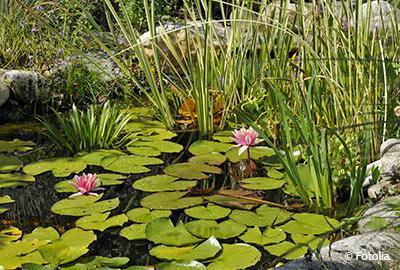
[188,140,231,156]
[164,163,221,179]
[51,194,119,217]
[212,131,234,143]
[128,140,183,153]
[146,218,201,246]
[38,228,96,264]
[0,195,14,214]
[150,236,221,261]
[76,213,128,232]
[207,244,261,270]
[291,234,329,250]
[77,150,126,166]
[133,174,197,192]
[126,208,171,223]
[267,168,285,179]
[0,139,36,153]
[141,192,204,210]
[23,227,60,242]
[60,256,129,269]
[184,204,231,220]
[120,223,147,241]
[188,153,227,165]
[240,177,285,190]
[185,220,246,239]
[23,157,86,177]
[204,195,256,210]
[226,146,275,162]
[0,250,47,269]
[0,155,23,173]
[97,173,127,186]
[230,205,292,227]
[278,213,341,235]
[239,227,286,246]
[157,260,207,270]
[124,120,165,133]
[127,147,161,157]
[0,173,35,188]
[264,241,307,259]
[100,155,162,174]
[0,227,22,242]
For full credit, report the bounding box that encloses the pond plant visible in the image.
[0,0,399,269]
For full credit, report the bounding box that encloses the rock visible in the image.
[2,70,44,104]
[276,232,400,270]
[0,70,10,106]
[358,195,400,234]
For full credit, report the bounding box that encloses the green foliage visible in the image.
[39,101,132,154]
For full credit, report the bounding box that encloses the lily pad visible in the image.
[146,218,201,246]
[76,213,128,232]
[23,227,60,242]
[133,174,197,192]
[212,131,235,143]
[207,243,261,270]
[0,173,35,188]
[0,226,22,242]
[38,228,97,265]
[230,205,292,227]
[239,227,286,246]
[77,150,126,166]
[0,240,48,269]
[150,236,221,261]
[0,155,23,172]
[267,168,285,179]
[291,234,329,250]
[0,139,36,153]
[101,155,162,174]
[164,163,221,179]
[204,195,256,210]
[126,208,171,223]
[278,213,341,235]
[185,220,246,239]
[188,153,227,166]
[240,177,286,190]
[188,140,231,156]
[0,195,14,214]
[226,146,275,162]
[51,194,119,217]
[141,192,204,210]
[128,140,183,153]
[127,146,161,157]
[264,241,308,259]
[124,120,165,133]
[23,157,86,177]
[184,204,231,220]
[60,256,129,269]
[157,260,207,270]
[120,223,147,241]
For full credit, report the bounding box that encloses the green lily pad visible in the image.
[188,153,227,166]
[184,204,231,220]
[278,213,341,235]
[124,120,165,133]
[185,220,246,239]
[141,192,204,210]
[230,205,292,227]
[128,140,183,153]
[129,129,177,141]
[146,218,201,246]
[264,241,308,259]
[120,223,147,241]
[0,155,23,172]
[212,131,234,143]
[127,146,161,157]
[23,157,86,177]
[291,234,329,250]
[60,256,129,269]
[188,140,232,156]
[164,163,221,179]
[267,168,285,179]
[38,228,97,264]
[54,181,77,193]
[77,150,126,166]
[240,177,286,190]
[0,248,47,269]
[226,146,275,162]
[204,195,256,210]
[126,208,171,223]
[0,195,14,214]
[0,139,36,153]
[157,260,207,270]
[0,227,22,242]
[239,227,286,246]
[76,213,128,232]
[150,236,221,261]
[0,173,35,188]
[23,227,60,242]
[133,174,197,192]
[51,194,120,217]
[207,243,261,270]
[101,155,162,174]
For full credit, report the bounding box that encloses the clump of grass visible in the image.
[39,101,132,154]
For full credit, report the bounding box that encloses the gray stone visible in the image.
[0,70,10,106]
[3,70,44,104]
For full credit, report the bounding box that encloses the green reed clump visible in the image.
[39,101,132,154]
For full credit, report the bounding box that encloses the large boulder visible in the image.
[0,70,10,106]
[1,70,44,104]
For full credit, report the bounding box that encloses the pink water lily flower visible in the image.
[70,173,100,197]
[231,127,263,155]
